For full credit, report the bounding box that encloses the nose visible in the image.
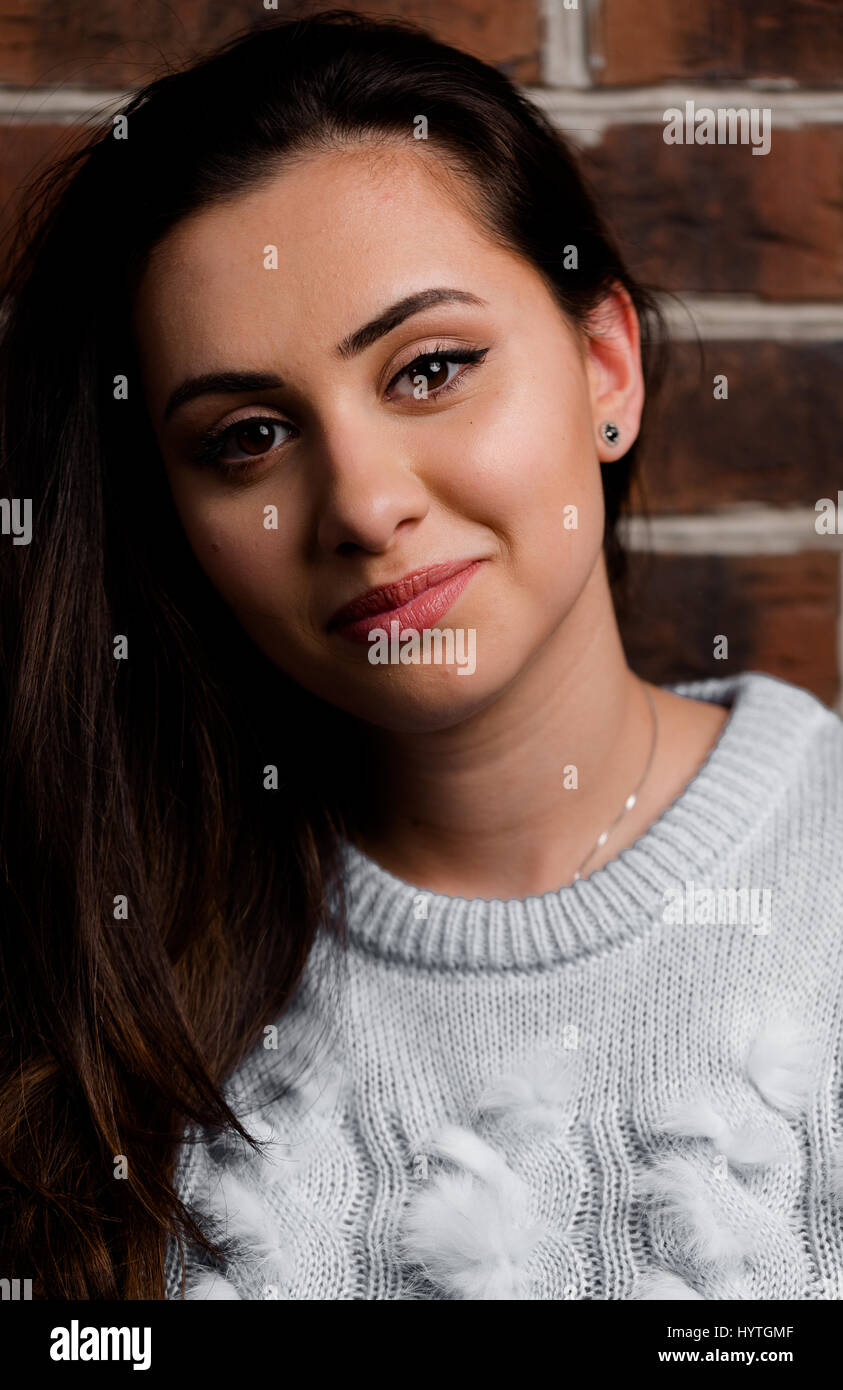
[314,416,430,554]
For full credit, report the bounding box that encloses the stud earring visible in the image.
[600,421,620,447]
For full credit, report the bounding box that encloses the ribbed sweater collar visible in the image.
[340,672,822,971]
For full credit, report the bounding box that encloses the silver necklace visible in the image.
[572,684,658,882]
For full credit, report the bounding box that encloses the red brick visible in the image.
[582,125,843,299]
[634,340,843,515]
[373,0,541,81]
[618,551,839,707]
[0,0,539,88]
[592,0,843,87]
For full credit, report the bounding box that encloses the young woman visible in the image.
[2,10,842,1302]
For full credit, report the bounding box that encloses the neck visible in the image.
[350,561,653,898]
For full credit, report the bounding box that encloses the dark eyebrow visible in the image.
[335,287,487,359]
[163,371,284,423]
[162,288,486,423]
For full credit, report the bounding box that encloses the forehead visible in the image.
[132,144,515,358]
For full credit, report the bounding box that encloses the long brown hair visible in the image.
[0,9,666,1297]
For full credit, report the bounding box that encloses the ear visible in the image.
[583,284,645,461]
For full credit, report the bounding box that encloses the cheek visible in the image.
[167,475,301,619]
[445,358,604,584]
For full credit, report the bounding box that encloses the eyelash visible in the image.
[191,344,490,479]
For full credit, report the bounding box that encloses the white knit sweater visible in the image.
[165,671,843,1300]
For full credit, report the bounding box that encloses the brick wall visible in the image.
[1,1,841,705]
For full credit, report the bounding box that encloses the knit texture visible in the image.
[165,671,843,1300]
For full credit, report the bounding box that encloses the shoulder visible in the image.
[669,668,842,762]
[732,670,843,782]
[668,667,843,868]
[728,673,843,934]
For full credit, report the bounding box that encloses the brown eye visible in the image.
[233,421,278,456]
[418,359,449,390]
[385,347,489,402]
[196,416,292,470]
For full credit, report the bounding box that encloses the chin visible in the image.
[322,664,508,734]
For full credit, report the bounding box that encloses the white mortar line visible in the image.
[1,80,843,130]
[656,295,843,342]
[619,507,843,555]
[584,0,605,75]
[0,86,127,124]
[528,84,843,146]
[541,0,592,89]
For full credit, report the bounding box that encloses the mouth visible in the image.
[327,557,485,645]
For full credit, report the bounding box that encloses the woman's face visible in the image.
[133,143,642,732]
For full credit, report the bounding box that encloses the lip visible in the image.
[328,557,485,644]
